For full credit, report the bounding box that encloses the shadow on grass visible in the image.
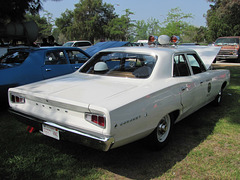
[0,104,222,180]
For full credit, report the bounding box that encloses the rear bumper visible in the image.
[9,108,114,151]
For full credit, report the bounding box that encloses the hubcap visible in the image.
[217,91,222,103]
[157,115,171,142]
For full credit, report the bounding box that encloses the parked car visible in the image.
[0,46,90,104]
[9,38,230,151]
[63,41,92,50]
[214,36,240,62]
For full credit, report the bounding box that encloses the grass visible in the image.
[0,65,240,180]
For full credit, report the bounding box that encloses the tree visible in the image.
[206,0,240,41]
[72,0,117,43]
[134,20,149,41]
[55,9,74,40]
[105,9,134,41]
[160,7,193,38]
[25,11,53,40]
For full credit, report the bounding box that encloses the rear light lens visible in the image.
[10,94,25,104]
[85,113,106,128]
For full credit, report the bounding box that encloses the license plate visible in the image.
[41,124,60,140]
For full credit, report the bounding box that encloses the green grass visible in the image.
[0,65,240,180]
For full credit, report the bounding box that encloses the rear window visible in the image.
[80,52,157,78]
[74,42,91,47]
[63,42,74,47]
[215,38,239,45]
[0,51,29,69]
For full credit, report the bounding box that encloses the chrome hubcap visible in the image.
[157,115,171,142]
[217,91,222,103]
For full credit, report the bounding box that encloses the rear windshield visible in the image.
[63,42,74,47]
[215,38,239,45]
[74,42,91,47]
[80,52,157,78]
[0,51,29,69]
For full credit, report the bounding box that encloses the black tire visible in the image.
[213,88,223,106]
[149,113,174,150]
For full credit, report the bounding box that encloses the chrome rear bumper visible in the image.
[9,108,114,151]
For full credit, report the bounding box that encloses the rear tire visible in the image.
[213,88,223,106]
[149,114,174,150]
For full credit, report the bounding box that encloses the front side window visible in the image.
[45,50,67,65]
[66,50,89,64]
[187,54,206,74]
[80,52,157,78]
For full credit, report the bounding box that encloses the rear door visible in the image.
[173,54,199,118]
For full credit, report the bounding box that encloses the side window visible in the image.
[173,54,190,77]
[66,50,89,64]
[45,50,67,65]
[187,54,206,74]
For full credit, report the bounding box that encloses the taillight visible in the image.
[10,94,25,104]
[85,113,106,128]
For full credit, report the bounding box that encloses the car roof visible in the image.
[7,46,91,57]
[66,40,91,43]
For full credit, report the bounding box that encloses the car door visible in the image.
[41,50,73,79]
[173,54,199,119]
[65,49,90,71]
[173,53,210,119]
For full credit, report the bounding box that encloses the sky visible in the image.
[40,0,212,27]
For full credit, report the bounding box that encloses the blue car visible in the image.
[0,46,91,104]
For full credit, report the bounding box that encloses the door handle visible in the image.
[74,66,80,69]
[45,68,52,72]
[181,86,187,91]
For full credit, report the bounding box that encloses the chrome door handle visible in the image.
[74,66,80,69]
[45,68,52,72]
[181,86,187,91]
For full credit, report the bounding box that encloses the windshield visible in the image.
[80,52,157,78]
[0,50,29,69]
[215,38,239,45]
[63,42,74,47]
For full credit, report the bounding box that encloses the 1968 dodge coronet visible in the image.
[8,37,230,151]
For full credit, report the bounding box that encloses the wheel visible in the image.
[149,114,174,150]
[213,88,223,106]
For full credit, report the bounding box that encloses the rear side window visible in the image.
[0,51,29,69]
